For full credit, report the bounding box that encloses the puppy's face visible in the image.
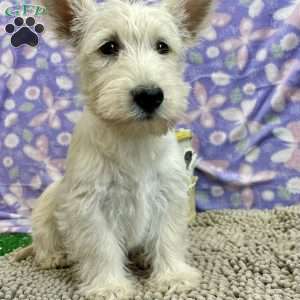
[43,0,214,135]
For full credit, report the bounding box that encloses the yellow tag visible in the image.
[176,129,193,142]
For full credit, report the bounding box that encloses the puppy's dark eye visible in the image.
[156,41,170,55]
[99,41,120,56]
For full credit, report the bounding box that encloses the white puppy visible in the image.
[16,0,215,298]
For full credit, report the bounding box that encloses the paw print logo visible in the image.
[5,17,44,47]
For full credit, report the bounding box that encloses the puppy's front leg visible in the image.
[57,194,134,300]
[147,168,200,293]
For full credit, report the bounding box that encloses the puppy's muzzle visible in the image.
[132,85,164,115]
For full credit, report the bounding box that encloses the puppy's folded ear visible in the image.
[41,0,95,44]
[164,0,216,44]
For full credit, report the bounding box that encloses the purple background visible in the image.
[0,0,300,232]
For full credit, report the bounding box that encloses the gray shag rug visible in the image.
[1,205,300,300]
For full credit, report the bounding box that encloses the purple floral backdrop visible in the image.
[0,0,300,232]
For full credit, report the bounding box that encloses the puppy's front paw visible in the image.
[150,264,200,294]
[35,253,70,269]
[82,280,135,300]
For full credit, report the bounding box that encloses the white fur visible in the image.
[24,0,215,299]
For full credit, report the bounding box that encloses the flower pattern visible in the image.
[29,86,70,129]
[221,18,274,70]
[271,122,300,172]
[220,100,261,143]
[184,82,226,128]
[23,135,65,181]
[227,164,277,209]
[0,0,300,232]
[201,12,232,41]
[265,59,300,112]
[274,0,300,29]
[3,183,33,217]
[0,49,35,94]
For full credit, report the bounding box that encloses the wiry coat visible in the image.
[14,0,215,299]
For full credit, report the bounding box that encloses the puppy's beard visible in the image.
[87,99,179,137]
[102,117,175,137]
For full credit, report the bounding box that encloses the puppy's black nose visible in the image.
[132,86,164,114]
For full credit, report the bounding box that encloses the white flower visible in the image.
[256,49,267,62]
[271,122,300,171]
[51,52,62,64]
[209,131,227,146]
[4,133,19,149]
[262,190,275,201]
[3,183,33,217]
[287,177,300,194]
[56,76,73,91]
[184,82,226,128]
[243,83,256,95]
[273,1,299,21]
[57,132,72,146]
[206,46,220,58]
[4,99,15,110]
[211,71,231,86]
[200,13,232,41]
[201,26,217,41]
[29,86,70,129]
[271,129,296,165]
[4,112,18,128]
[245,147,261,163]
[25,86,40,101]
[280,33,299,51]
[3,156,13,168]
[211,186,224,197]
[238,164,277,186]
[220,100,260,142]
[249,0,264,18]
[265,60,300,112]
[30,176,42,191]
[265,63,280,84]
[0,50,34,94]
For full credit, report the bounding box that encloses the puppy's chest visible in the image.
[99,167,160,247]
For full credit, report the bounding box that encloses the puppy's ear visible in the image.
[41,0,95,43]
[164,0,216,44]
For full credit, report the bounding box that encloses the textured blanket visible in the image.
[1,205,300,299]
[1,0,300,233]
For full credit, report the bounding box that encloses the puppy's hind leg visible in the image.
[10,245,34,262]
[31,181,69,269]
